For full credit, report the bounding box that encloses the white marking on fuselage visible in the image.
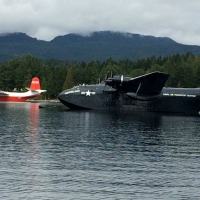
[81,90,96,96]
[65,90,80,94]
[163,93,196,97]
[86,90,91,96]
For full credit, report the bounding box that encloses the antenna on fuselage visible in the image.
[105,71,109,80]
[103,71,110,91]
[97,77,102,84]
[111,71,114,78]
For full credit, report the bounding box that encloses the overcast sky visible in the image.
[0,0,200,45]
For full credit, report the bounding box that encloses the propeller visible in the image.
[120,75,123,85]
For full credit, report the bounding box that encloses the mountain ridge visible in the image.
[0,31,200,63]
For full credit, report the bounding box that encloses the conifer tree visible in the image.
[63,67,74,90]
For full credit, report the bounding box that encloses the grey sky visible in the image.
[0,0,199,45]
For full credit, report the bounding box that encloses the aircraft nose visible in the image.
[58,91,66,101]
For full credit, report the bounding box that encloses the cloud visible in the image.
[0,0,200,45]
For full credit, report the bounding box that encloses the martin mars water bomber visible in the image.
[0,77,46,102]
[58,71,200,115]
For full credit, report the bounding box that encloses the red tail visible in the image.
[30,77,41,90]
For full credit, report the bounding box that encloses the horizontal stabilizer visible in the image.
[26,87,47,93]
[36,89,47,93]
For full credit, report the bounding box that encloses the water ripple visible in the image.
[0,103,200,199]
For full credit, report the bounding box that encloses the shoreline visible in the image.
[27,99,60,103]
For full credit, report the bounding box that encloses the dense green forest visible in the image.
[0,53,200,99]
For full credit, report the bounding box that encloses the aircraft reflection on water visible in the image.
[58,71,200,116]
[29,103,39,135]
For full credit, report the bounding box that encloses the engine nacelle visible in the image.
[105,75,131,87]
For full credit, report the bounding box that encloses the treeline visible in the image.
[0,53,200,99]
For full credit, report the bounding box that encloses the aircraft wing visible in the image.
[105,71,169,95]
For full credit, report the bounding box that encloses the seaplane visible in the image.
[0,77,46,102]
[58,71,200,115]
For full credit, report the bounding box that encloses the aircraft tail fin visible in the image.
[30,77,41,90]
[30,77,46,93]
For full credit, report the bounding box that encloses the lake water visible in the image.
[0,102,200,200]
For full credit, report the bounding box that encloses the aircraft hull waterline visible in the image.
[0,94,40,102]
[58,72,200,116]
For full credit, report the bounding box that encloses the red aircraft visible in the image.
[0,77,46,102]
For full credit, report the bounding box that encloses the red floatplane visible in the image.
[0,77,46,102]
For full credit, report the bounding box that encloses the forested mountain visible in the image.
[0,31,200,63]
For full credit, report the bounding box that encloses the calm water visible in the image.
[0,102,200,200]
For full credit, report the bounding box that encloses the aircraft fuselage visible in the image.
[58,83,200,115]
